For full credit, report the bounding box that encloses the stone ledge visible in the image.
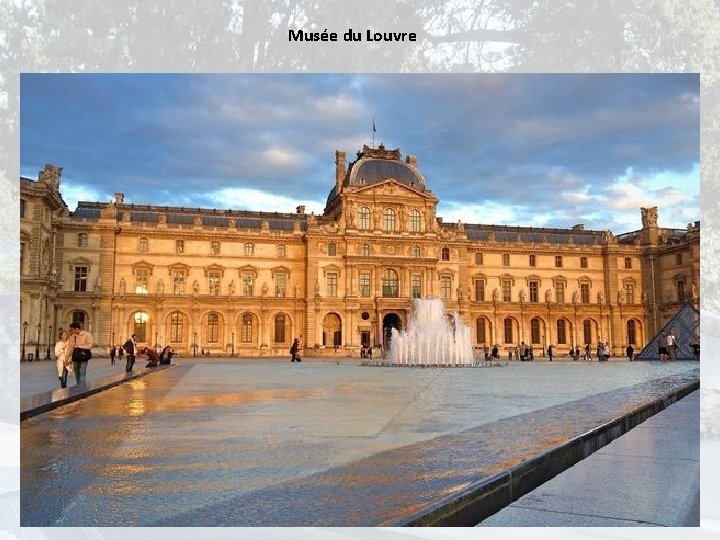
[20,365,175,421]
[398,379,700,526]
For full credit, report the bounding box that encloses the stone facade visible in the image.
[20,147,700,359]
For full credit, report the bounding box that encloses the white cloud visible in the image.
[205,187,325,215]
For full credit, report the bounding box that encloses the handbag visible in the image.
[72,348,92,362]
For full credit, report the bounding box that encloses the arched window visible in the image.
[476,318,486,344]
[412,245,421,258]
[384,208,396,232]
[328,242,337,256]
[134,311,149,342]
[382,269,399,298]
[244,243,254,256]
[627,320,637,346]
[241,313,253,343]
[359,206,371,230]
[72,310,86,327]
[531,318,541,344]
[409,209,421,232]
[441,247,450,261]
[361,243,370,257]
[274,314,286,343]
[169,312,182,343]
[504,318,513,343]
[138,237,149,252]
[557,319,567,344]
[207,313,219,343]
[583,319,592,345]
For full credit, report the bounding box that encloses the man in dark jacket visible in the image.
[123,334,137,372]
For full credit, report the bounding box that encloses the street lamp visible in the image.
[193,332,197,357]
[21,321,28,362]
[35,322,41,361]
[46,324,53,360]
[154,331,159,353]
[231,332,235,357]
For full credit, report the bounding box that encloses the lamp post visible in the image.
[193,332,197,357]
[46,324,53,360]
[21,321,28,362]
[35,323,41,362]
[231,332,235,357]
[154,331,159,353]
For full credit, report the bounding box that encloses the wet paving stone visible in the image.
[20,360,699,526]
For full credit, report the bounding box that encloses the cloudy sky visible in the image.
[20,73,699,232]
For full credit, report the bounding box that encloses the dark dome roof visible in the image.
[348,158,426,189]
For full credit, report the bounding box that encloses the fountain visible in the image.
[385,297,476,367]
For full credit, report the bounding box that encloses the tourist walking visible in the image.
[123,334,138,372]
[110,345,116,365]
[69,322,93,385]
[626,344,634,361]
[290,338,301,362]
[54,329,72,388]
[658,333,668,361]
[596,342,603,362]
[547,344,553,361]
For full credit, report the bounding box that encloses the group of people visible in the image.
[54,326,175,389]
[360,345,373,359]
[54,322,94,388]
[657,331,678,361]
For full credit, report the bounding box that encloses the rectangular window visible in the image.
[359,272,371,297]
[441,276,452,300]
[208,271,221,296]
[242,274,254,297]
[529,280,539,303]
[557,321,567,344]
[502,254,510,266]
[327,273,338,297]
[20,243,25,275]
[275,274,287,297]
[474,280,485,301]
[74,266,88,292]
[555,255,563,268]
[135,268,149,294]
[625,283,634,304]
[476,319,486,344]
[676,253,682,265]
[624,257,632,269]
[211,241,220,255]
[555,282,565,304]
[676,280,685,302]
[207,314,219,343]
[504,319,513,343]
[173,270,185,295]
[176,239,184,253]
[242,315,253,343]
[501,279,511,302]
[580,283,590,303]
[411,274,422,299]
[20,199,25,218]
[580,256,588,269]
[529,254,536,267]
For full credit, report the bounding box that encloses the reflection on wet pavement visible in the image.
[21,360,699,526]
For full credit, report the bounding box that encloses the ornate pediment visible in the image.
[203,264,225,277]
[354,179,434,201]
[131,260,154,275]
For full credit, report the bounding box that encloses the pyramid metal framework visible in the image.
[635,302,700,360]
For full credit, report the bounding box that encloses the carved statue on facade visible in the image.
[261,281,269,297]
[597,291,604,304]
[572,290,579,304]
[119,278,126,294]
[641,206,658,228]
[193,280,199,293]
[617,291,623,304]
[39,164,62,186]
[545,289,552,303]
[691,282,697,300]
[228,280,235,295]
[519,288,526,302]
[493,288,499,301]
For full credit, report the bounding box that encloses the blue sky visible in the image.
[20,73,699,232]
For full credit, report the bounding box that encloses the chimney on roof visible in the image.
[335,150,346,194]
[114,192,124,205]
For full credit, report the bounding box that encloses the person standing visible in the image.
[54,329,72,388]
[667,331,677,360]
[658,333,668,361]
[68,322,93,385]
[626,344,634,361]
[123,334,137,372]
[109,345,116,365]
[584,343,591,361]
[118,344,124,363]
[547,344,553,361]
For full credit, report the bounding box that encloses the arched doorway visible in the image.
[322,312,342,347]
[382,313,402,350]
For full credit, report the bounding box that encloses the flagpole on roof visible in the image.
[372,117,376,148]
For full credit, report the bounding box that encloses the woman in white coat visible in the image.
[55,329,72,388]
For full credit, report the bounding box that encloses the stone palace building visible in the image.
[20,145,700,359]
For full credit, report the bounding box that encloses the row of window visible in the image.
[129,311,291,344]
[476,318,640,346]
[354,206,424,232]
[136,238,288,257]
[473,253,636,269]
